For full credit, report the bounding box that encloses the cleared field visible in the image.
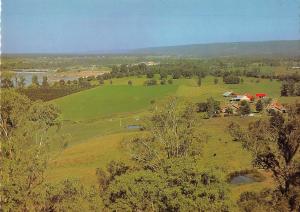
[176,76,281,101]
[47,132,133,185]
[53,84,178,121]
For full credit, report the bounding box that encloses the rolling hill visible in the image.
[130,40,300,57]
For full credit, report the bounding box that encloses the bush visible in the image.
[144,79,157,86]
[160,79,166,85]
[223,75,240,84]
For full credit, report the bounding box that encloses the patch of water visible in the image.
[127,125,142,130]
[230,175,256,185]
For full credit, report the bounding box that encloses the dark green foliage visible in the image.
[1,72,15,88]
[42,180,102,211]
[167,79,173,84]
[225,107,233,114]
[255,99,264,112]
[144,79,157,86]
[295,82,300,96]
[42,76,49,87]
[172,71,181,79]
[17,76,26,88]
[19,87,91,101]
[31,75,39,86]
[229,107,300,211]
[238,189,292,212]
[281,81,289,96]
[98,77,104,85]
[239,100,251,115]
[146,71,154,78]
[197,102,208,112]
[101,159,232,212]
[160,79,166,85]
[206,97,221,117]
[196,98,220,118]
[182,70,193,78]
[197,77,202,86]
[214,78,219,84]
[160,72,168,79]
[59,79,66,87]
[78,77,92,88]
[281,80,300,96]
[0,90,100,211]
[95,100,233,211]
[223,75,240,84]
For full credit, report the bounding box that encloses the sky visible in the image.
[2,0,300,53]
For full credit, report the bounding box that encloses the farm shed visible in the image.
[256,93,267,98]
[266,102,287,113]
[244,94,255,101]
[223,91,236,97]
[230,95,250,102]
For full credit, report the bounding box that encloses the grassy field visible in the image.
[53,84,177,121]
[47,75,298,205]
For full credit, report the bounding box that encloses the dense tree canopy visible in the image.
[0,90,101,211]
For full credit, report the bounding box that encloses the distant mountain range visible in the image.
[129,40,300,57]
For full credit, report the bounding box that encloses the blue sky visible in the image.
[2,0,300,53]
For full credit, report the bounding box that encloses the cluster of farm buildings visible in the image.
[221,91,286,114]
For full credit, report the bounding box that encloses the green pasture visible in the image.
[53,84,178,121]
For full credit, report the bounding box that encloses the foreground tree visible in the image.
[0,90,101,211]
[1,71,15,88]
[100,159,232,212]
[228,106,300,211]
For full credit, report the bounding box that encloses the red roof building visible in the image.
[256,93,267,98]
[244,94,255,101]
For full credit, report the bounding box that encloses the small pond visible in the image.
[127,125,142,130]
[230,175,256,185]
[228,170,265,185]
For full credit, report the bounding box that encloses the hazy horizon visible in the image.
[3,0,300,54]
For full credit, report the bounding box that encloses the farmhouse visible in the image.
[223,91,236,97]
[266,101,287,113]
[221,103,240,114]
[256,93,267,99]
[244,93,255,101]
[230,95,250,102]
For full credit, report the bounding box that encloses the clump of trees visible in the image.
[255,99,264,112]
[144,79,157,86]
[197,97,221,118]
[96,99,233,211]
[281,80,300,96]
[239,100,251,115]
[228,106,300,211]
[223,75,240,84]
